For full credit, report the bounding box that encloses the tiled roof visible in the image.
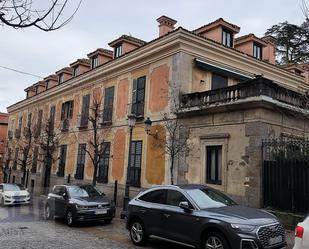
[56,67,73,74]
[156,15,177,25]
[44,74,58,81]
[235,33,268,47]
[87,48,113,58]
[70,58,90,67]
[108,34,147,47]
[0,113,9,124]
[193,18,240,33]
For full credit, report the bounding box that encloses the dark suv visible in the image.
[126,185,286,249]
[45,184,115,226]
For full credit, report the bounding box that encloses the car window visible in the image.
[139,189,167,204]
[185,188,237,209]
[80,185,102,197]
[166,190,192,207]
[0,185,3,191]
[52,186,66,196]
[3,184,22,191]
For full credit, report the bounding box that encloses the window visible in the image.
[49,106,56,133]
[13,148,19,170]
[211,73,228,90]
[75,144,86,180]
[222,29,233,47]
[58,73,64,84]
[114,44,122,58]
[46,80,49,90]
[73,66,79,77]
[52,186,66,196]
[98,142,111,183]
[132,76,146,117]
[206,146,222,185]
[139,189,167,204]
[61,101,74,120]
[31,146,38,173]
[57,145,67,177]
[36,110,43,137]
[128,141,142,187]
[27,112,32,128]
[91,56,98,69]
[253,43,262,59]
[166,190,191,207]
[103,86,114,123]
[80,94,90,128]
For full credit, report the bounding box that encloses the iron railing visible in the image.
[180,77,309,110]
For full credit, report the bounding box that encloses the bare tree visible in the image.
[37,115,60,193]
[0,0,82,31]
[15,114,37,185]
[302,0,309,20]
[157,83,189,185]
[76,93,111,186]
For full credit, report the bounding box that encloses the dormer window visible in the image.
[222,29,233,47]
[59,73,64,84]
[253,42,262,59]
[91,56,99,69]
[73,66,79,77]
[114,44,122,58]
[46,80,49,90]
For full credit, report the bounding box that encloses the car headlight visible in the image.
[231,224,256,232]
[76,205,88,210]
[4,195,12,199]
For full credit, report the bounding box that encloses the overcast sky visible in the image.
[0,0,306,112]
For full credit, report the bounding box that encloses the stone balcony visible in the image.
[180,77,309,115]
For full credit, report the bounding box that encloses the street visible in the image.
[0,197,295,249]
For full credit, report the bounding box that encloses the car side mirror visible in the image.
[62,193,68,199]
[179,201,192,212]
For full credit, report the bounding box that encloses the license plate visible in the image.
[95,210,107,215]
[269,236,282,245]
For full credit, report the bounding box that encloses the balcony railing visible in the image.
[180,77,309,111]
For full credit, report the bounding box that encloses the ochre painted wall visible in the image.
[112,128,126,181]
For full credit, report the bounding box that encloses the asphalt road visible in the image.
[0,197,295,249]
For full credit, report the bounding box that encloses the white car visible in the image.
[293,215,309,249]
[0,183,31,206]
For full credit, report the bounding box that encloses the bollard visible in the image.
[113,180,118,206]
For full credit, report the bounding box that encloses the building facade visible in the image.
[6,16,309,207]
[0,113,9,184]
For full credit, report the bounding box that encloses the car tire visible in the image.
[66,209,75,227]
[203,231,230,249]
[45,204,54,220]
[104,218,113,224]
[129,218,147,246]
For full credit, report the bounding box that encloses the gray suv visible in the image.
[126,184,286,249]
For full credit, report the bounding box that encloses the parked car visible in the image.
[0,183,31,206]
[293,215,309,249]
[126,184,286,249]
[44,184,115,226]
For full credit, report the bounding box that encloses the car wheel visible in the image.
[66,209,75,227]
[203,231,230,249]
[44,204,54,220]
[130,219,147,246]
[104,218,113,224]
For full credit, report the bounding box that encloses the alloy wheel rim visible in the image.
[205,236,224,249]
[131,222,143,243]
[67,211,73,225]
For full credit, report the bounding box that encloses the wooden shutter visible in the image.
[80,95,90,127]
[131,79,138,115]
[103,87,114,122]
[37,110,43,135]
[61,103,65,120]
[136,76,145,117]
[68,101,74,119]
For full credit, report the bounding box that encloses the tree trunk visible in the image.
[92,161,98,186]
[170,157,174,185]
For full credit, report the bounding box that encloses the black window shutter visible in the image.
[80,95,90,127]
[68,101,74,119]
[61,103,65,120]
[103,87,114,122]
[132,79,138,114]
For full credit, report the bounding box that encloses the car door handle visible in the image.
[163,214,171,218]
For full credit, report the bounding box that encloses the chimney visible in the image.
[156,15,177,37]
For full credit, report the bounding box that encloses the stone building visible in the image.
[0,113,9,183]
[6,16,309,207]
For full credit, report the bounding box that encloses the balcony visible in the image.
[180,77,309,114]
[61,119,70,132]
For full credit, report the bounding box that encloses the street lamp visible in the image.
[144,117,152,135]
[121,113,137,219]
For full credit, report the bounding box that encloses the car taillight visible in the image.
[295,226,304,238]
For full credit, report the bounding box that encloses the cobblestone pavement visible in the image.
[0,196,295,249]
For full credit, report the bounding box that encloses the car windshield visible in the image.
[186,188,237,209]
[67,185,102,198]
[3,184,24,191]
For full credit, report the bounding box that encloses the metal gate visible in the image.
[262,138,309,214]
